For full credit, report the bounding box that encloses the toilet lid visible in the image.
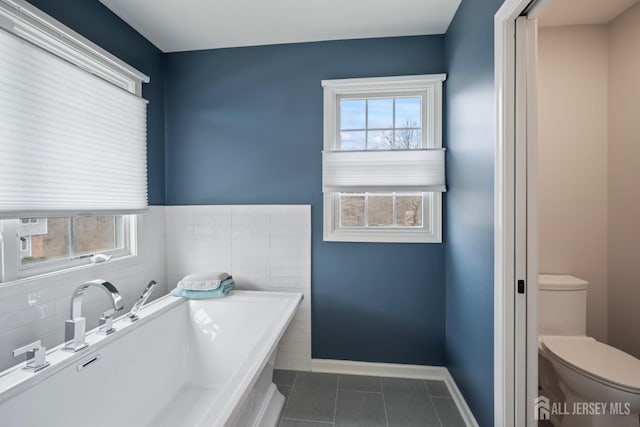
[541,336,640,391]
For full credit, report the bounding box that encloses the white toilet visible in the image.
[538,274,640,427]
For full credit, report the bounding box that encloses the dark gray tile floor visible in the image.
[273,370,467,427]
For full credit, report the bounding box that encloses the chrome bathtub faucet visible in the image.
[127,280,158,322]
[63,280,124,352]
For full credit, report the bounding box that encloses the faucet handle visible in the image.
[13,340,50,373]
[127,280,158,322]
[99,309,116,335]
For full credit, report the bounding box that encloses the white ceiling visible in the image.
[99,0,462,53]
[538,0,639,27]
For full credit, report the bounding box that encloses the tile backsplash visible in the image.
[165,205,312,371]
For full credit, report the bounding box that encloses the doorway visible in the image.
[495,0,640,426]
[494,2,541,425]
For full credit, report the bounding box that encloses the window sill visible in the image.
[323,229,442,243]
[0,254,139,290]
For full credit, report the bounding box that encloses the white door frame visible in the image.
[494,0,549,425]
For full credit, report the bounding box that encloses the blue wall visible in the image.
[444,0,503,425]
[20,1,502,421]
[26,0,166,205]
[164,37,447,365]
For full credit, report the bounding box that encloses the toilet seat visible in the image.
[540,335,640,395]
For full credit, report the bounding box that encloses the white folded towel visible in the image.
[177,272,230,291]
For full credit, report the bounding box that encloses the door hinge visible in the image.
[517,279,526,294]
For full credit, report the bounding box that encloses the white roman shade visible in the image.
[322,149,446,193]
[0,28,148,219]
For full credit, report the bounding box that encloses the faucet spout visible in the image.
[70,280,123,318]
[64,280,123,352]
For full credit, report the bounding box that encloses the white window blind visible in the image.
[0,29,148,219]
[322,148,446,193]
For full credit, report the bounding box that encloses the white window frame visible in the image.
[322,74,445,243]
[0,215,137,282]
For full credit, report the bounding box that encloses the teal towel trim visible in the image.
[171,279,234,299]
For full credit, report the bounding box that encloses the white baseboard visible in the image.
[311,359,479,427]
[441,369,481,427]
[311,358,447,379]
[275,358,311,372]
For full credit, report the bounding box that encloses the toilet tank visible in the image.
[538,274,588,336]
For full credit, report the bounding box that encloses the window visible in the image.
[322,75,446,243]
[338,96,424,150]
[1,215,135,281]
[339,192,427,228]
[0,1,148,283]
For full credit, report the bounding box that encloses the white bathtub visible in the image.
[0,290,302,427]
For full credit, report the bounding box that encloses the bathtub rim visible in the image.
[0,293,184,404]
[0,290,303,410]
